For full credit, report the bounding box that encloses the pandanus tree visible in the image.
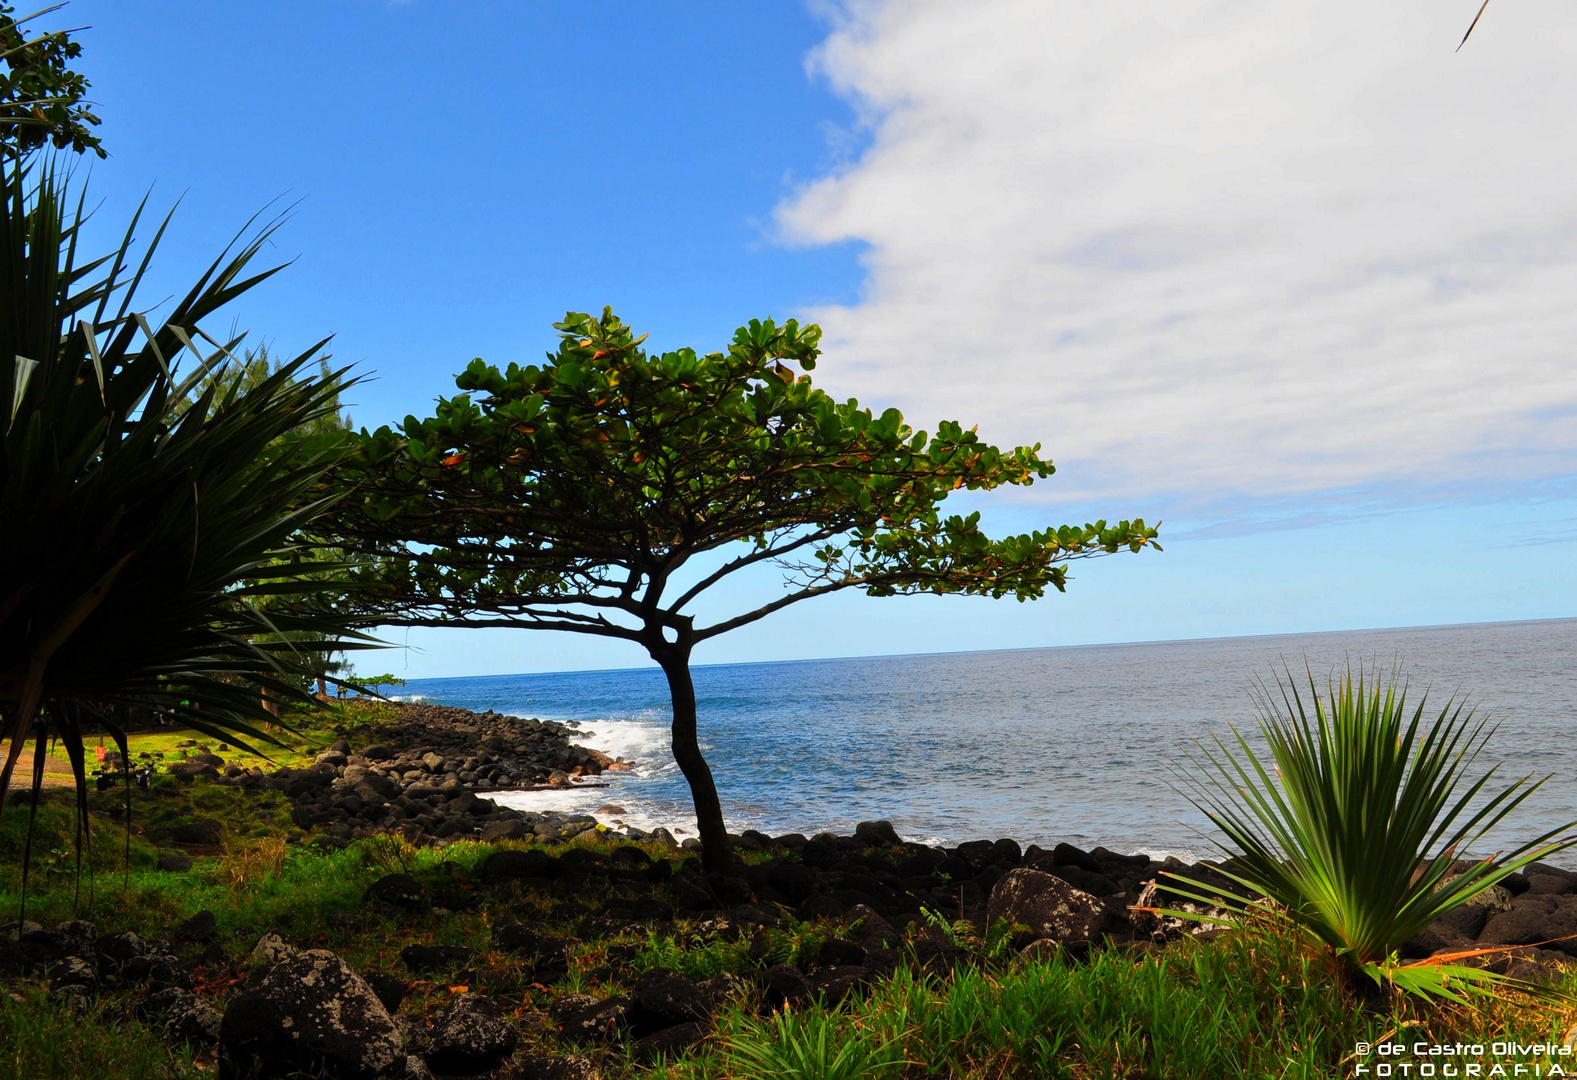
[321,307,1159,871]
[1167,663,1577,1001]
[0,158,371,874]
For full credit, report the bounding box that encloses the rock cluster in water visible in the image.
[183,703,636,849]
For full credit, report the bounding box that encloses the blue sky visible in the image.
[63,1,1577,677]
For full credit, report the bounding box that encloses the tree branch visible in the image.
[668,526,842,613]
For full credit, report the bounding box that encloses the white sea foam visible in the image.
[1130,846,1209,865]
[490,711,697,835]
[569,715,674,778]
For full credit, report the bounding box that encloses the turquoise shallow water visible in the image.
[402,618,1577,864]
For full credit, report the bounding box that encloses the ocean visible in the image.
[401,618,1577,865]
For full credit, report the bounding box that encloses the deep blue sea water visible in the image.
[402,618,1577,864]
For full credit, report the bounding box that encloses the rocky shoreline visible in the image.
[179,702,1577,983]
[8,702,1576,1078]
[9,811,1577,1079]
[189,703,642,850]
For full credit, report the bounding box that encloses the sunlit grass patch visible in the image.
[0,983,202,1080]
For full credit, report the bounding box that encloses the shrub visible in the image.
[1167,661,1577,1000]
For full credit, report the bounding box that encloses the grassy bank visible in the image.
[2,817,1573,1079]
[16,699,399,790]
[1,699,1572,1079]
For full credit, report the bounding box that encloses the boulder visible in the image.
[632,1021,708,1062]
[629,969,711,1034]
[853,820,902,848]
[480,848,558,884]
[953,840,997,871]
[1527,869,1577,896]
[177,910,219,944]
[1050,842,1102,874]
[845,904,898,949]
[1040,863,1120,897]
[250,933,298,965]
[218,950,406,1080]
[55,919,96,952]
[765,863,816,902]
[1016,939,1064,964]
[1434,901,1491,940]
[11,925,66,964]
[167,761,221,780]
[517,1053,603,1080]
[1480,895,1563,947]
[1460,883,1515,916]
[757,963,810,1009]
[138,986,222,1047]
[551,994,629,1043]
[798,894,848,921]
[700,972,748,1006]
[992,838,1023,865]
[1502,871,1532,896]
[97,932,189,990]
[1541,901,1577,956]
[818,938,868,968]
[362,971,408,1014]
[364,874,424,911]
[808,965,870,1005]
[987,868,1106,946]
[158,855,194,873]
[359,773,400,800]
[706,873,752,907]
[669,875,721,912]
[1127,880,1229,941]
[49,955,97,993]
[481,819,530,842]
[424,994,520,1075]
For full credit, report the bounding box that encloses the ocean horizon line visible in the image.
[398,612,1577,685]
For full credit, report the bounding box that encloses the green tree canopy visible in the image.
[323,308,1159,870]
[0,3,103,158]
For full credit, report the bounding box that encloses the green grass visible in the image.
[1,984,204,1080]
[1,826,1573,1079]
[652,928,1577,1080]
[1,718,1571,1080]
[20,697,399,791]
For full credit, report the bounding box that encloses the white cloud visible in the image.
[780,0,1577,507]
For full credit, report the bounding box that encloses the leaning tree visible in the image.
[323,308,1159,871]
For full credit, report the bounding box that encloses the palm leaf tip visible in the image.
[1167,658,1577,999]
[0,156,378,896]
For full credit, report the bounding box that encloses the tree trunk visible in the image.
[653,645,730,873]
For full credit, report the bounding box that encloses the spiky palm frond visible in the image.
[0,156,375,887]
[1166,661,1576,1000]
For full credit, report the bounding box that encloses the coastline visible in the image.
[232,699,1577,980]
[351,701,1202,862]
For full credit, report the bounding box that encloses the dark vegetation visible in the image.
[2,702,1575,1079]
[1,700,1575,1078]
